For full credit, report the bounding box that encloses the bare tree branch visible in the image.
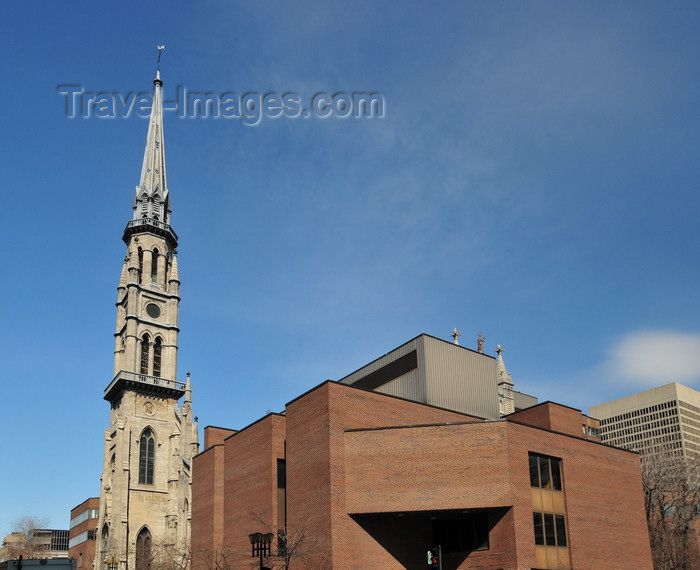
[641,452,700,570]
[0,515,52,562]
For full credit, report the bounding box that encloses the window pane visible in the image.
[146,437,154,484]
[139,441,147,483]
[140,335,150,375]
[140,430,155,484]
[539,457,551,489]
[533,513,544,545]
[550,458,562,491]
[555,515,567,547]
[153,338,162,377]
[543,514,556,546]
[529,454,540,487]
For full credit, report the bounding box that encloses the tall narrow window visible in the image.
[135,527,152,569]
[139,429,155,484]
[100,524,109,564]
[153,195,160,220]
[533,513,544,545]
[151,248,159,284]
[140,335,150,375]
[137,247,144,284]
[153,337,162,378]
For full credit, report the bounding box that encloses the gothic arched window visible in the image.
[151,248,159,284]
[140,193,149,219]
[135,527,152,569]
[153,195,160,221]
[140,334,150,375]
[139,428,155,485]
[153,337,162,378]
[100,524,109,562]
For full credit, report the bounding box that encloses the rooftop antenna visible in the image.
[157,45,165,71]
[451,328,461,345]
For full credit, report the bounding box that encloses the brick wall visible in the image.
[510,401,596,439]
[222,414,286,561]
[193,381,653,569]
[68,497,99,570]
[285,382,496,569]
[191,443,224,556]
[202,425,237,449]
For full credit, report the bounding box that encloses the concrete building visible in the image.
[93,70,199,569]
[1,530,69,562]
[590,382,700,460]
[338,333,537,418]
[68,498,99,569]
[192,339,653,570]
[591,383,700,567]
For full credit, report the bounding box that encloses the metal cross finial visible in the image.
[495,344,504,355]
[157,45,165,70]
[451,328,461,345]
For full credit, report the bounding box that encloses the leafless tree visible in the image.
[274,516,330,569]
[0,515,51,561]
[641,452,700,570]
[248,513,330,570]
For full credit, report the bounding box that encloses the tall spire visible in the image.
[133,69,170,224]
[123,67,178,249]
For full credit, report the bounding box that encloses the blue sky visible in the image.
[1,0,699,539]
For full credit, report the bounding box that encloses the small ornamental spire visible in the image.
[118,259,128,289]
[496,344,515,416]
[451,328,462,345]
[169,255,180,283]
[184,371,192,405]
[495,345,514,386]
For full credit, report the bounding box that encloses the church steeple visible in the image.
[134,70,171,224]
[123,70,177,250]
[96,65,198,570]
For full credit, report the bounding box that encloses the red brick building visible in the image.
[68,498,99,569]
[192,337,653,569]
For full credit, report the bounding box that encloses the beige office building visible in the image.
[590,382,700,460]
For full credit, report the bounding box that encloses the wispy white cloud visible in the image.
[518,329,700,413]
[608,330,700,385]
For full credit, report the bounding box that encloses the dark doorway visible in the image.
[350,507,508,570]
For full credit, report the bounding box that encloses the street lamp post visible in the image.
[105,553,119,570]
[249,531,275,570]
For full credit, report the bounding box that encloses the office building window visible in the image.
[533,512,567,547]
[529,453,562,491]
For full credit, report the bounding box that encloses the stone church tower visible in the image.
[95,70,199,569]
